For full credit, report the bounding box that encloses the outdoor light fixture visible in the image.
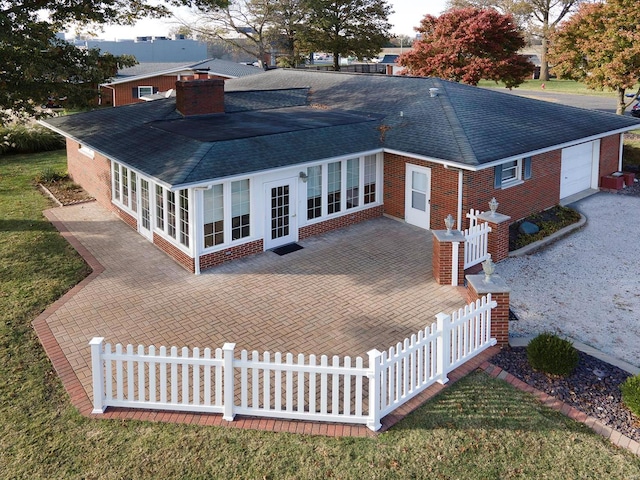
[488,197,499,216]
[444,214,455,235]
[482,254,495,282]
[299,171,308,182]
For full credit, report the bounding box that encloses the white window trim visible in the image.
[111,162,140,215]
[199,179,257,254]
[138,86,154,97]
[305,152,383,226]
[500,159,524,189]
[78,144,95,159]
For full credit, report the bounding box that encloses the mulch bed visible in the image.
[491,346,640,442]
[39,180,93,206]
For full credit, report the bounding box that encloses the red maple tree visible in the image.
[398,8,534,88]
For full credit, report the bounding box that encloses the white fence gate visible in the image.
[90,295,497,431]
[463,209,492,270]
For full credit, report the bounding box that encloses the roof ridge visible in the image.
[435,80,479,165]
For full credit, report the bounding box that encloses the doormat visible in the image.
[272,243,304,256]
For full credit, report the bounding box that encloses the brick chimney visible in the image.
[175,78,225,116]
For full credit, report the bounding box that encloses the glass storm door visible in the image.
[405,164,431,229]
[264,179,297,250]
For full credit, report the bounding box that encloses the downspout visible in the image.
[457,169,463,231]
[193,188,201,275]
[619,133,625,172]
[101,84,116,107]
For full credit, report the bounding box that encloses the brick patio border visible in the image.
[482,363,640,457]
[30,207,640,451]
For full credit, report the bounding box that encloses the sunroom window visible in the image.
[202,179,251,249]
[305,153,380,222]
[112,162,138,212]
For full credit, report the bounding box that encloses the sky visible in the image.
[66,0,449,40]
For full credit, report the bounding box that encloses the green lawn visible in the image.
[478,78,633,97]
[2,150,640,479]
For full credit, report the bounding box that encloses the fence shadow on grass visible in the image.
[393,371,587,434]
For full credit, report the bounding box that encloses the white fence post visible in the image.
[435,314,451,385]
[89,337,106,414]
[222,342,236,421]
[451,241,460,286]
[367,349,382,431]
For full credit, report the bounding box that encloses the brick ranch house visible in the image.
[99,58,263,107]
[41,69,640,274]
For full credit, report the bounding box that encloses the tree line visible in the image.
[1,0,639,124]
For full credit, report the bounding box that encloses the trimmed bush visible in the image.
[0,125,65,154]
[621,374,640,417]
[527,332,579,377]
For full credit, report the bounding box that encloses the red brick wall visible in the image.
[599,134,621,178]
[383,153,459,229]
[66,139,114,211]
[154,234,196,273]
[464,151,561,226]
[100,74,228,107]
[299,205,383,239]
[199,240,264,271]
[116,208,138,230]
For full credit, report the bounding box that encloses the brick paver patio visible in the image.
[34,201,472,432]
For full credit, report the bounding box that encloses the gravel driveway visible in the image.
[497,192,640,368]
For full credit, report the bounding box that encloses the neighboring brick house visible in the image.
[42,70,640,274]
[99,59,263,106]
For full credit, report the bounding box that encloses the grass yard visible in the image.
[2,150,640,479]
[478,78,639,97]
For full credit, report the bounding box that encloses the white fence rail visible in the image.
[464,209,491,270]
[90,295,497,431]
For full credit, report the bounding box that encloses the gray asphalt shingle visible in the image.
[43,69,640,187]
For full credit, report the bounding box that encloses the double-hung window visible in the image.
[306,166,322,220]
[494,157,532,189]
[112,162,138,212]
[305,153,380,221]
[154,185,189,248]
[202,179,251,249]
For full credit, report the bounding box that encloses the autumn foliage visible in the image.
[398,8,533,88]
[550,0,640,114]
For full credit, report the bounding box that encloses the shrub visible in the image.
[0,125,65,154]
[35,168,67,184]
[621,374,640,417]
[527,332,579,377]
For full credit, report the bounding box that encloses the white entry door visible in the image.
[138,178,153,241]
[405,164,431,229]
[264,179,298,250]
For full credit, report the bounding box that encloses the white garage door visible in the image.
[560,141,598,199]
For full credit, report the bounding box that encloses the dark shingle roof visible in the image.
[43,69,640,187]
[109,58,263,84]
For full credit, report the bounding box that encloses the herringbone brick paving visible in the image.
[39,201,467,404]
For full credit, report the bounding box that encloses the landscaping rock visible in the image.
[518,221,539,235]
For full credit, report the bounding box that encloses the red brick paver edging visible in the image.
[482,362,640,457]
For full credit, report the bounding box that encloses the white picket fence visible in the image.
[90,295,497,431]
[463,209,492,270]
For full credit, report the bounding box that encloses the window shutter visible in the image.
[132,87,139,99]
[524,157,532,180]
[494,165,502,189]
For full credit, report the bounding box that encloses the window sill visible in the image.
[499,179,524,190]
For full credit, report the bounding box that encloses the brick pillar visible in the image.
[466,274,510,346]
[432,230,465,286]
[478,212,511,262]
